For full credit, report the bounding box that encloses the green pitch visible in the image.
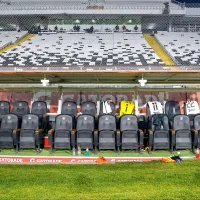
[0,160,199,200]
[0,148,195,157]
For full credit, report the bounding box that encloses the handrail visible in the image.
[0,5,185,10]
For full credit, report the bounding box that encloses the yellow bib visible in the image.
[119,101,135,117]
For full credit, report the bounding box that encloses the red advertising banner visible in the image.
[0,155,162,164]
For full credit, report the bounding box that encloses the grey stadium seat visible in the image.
[148,114,170,153]
[19,114,44,152]
[0,114,20,151]
[192,114,200,149]
[31,101,49,131]
[165,100,181,128]
[48,114,75,153]
[12,101,29,126]
[76,114,95,150]
[61,101,77,117]
[120,115,144,153]
[98,114,120,152]
[0,101,10,123]
[81,101,97,116]
[171,115,192,152]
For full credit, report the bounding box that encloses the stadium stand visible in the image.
[156,31,200,65]
[0,31,28,50]
[0,32,164,66]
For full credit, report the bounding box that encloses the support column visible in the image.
[57,86,63,114]
[134,87,139,115]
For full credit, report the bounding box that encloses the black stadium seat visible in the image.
[19,114,44,152]
[31,101,49,131]
[0,101,10,123]
[171,115,192,152]
[48,114,75,153]
[81,101,96,116]
[165,100,181,128]
[61,101,77,117]
[192,115,200,150]
[148,114,170,153]
[0,114,20,151]
[12,101,29,117]
[12,101,29,126]
[120,115,143,153]
[76,114,95,150]
[98,114,120,152]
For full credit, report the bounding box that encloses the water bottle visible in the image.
[72,146,76,156]
[78,144,81,156]
[85,147,90,156]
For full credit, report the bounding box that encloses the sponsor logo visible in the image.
[0,157,23,163]
[30,158,62,163]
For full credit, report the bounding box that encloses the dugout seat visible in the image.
[0,114,20,151]
[165,100,181,128]
[81,101,96,116]
[31,101,49,131]
[19,114,44,152]
[12,101,29,127]
[148,114,170,153]
[76,114,95,151]
[120,115,143,153]
[192,114,200,150]
[48,114,75,153]
[184,101,200,129]
[0,101,10,123]
[171,115,192,152]
[98,114,120,152]
[99,102,115,116]
[61,101,77,117]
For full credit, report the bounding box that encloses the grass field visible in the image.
[0,160,199,200]
[0,148,195,157]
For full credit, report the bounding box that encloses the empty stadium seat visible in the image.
[76,114,95,150]
[0,101,10,123]
[61,101,77,117]
[99,101,115,116]
[81,101,97,116]
[19,114,44,152]
[120,115,143,153]
[156,32,200,67]
[165,100,181,128]
[48,114,75,153]
[98,114,120,152]
[0,114,20,151]
[171,115,192,152]
[0,33,163,67]
[12,101,29,126]
[31,101,49,131]
[148,114,170,153]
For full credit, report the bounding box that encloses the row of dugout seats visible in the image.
[0,100,199,154]
[0,101,48,131]
[0,112,199,154]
